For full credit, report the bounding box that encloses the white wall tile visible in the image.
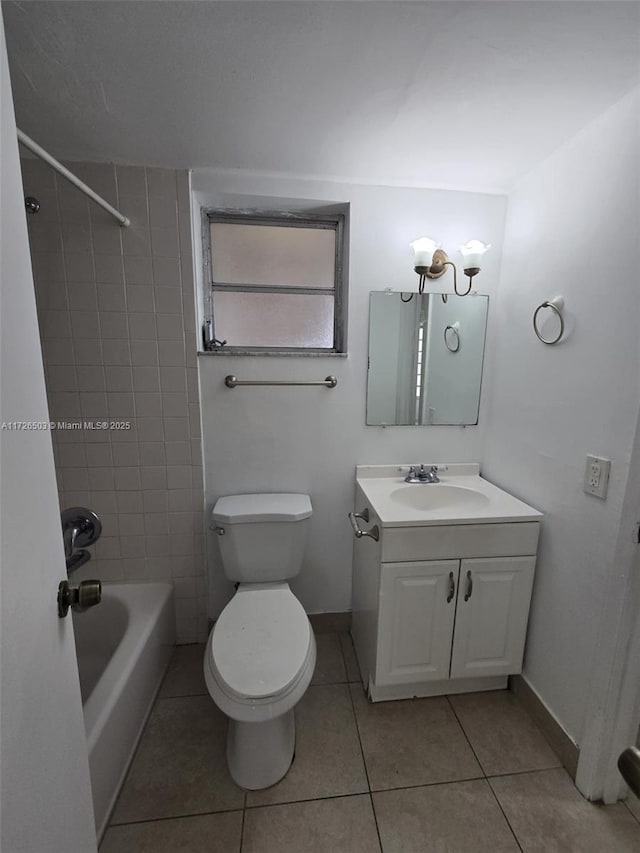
[124,255,153,285]
[66,283,98,312]
[105,366,133,392]
[164,417,189,441]
[111,442,139,467]
[70,311,99,340]
[88,467,116,491]
[158,340,185,366]
[167,465,192,490]
[94,254,124,284]
[118,513,144,537]
[85,443,112,467]
[76,365,106,393]
[114,466,141,490]
[143,513,169,535]
[97,283,126,313]
[139,441,166,465]
[156,313,183,340]
[128,312,156,340]
[99,311,129,339]
[107,392,135,417]
[142,489,168,513]
[152,256,181,288]
[135,392,162,417]
[101,339,131,365]
[126,285,154,313]
[73,339,104,365]
[29,161,204,638]
[165,441,192,465]
[140,466,167,490]
[132,366,160,392]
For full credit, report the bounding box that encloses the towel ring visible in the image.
[444,324,460,353]
[533,298,565,345]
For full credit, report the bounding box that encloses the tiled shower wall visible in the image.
[21,158,207,643]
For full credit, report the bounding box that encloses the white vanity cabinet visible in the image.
[351,468,542,702]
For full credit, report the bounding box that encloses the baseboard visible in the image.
[308,611,352,634]
[510,674,580,779]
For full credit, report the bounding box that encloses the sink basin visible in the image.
[390,484,491,512]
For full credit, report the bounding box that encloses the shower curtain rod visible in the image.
[16,129,130,228]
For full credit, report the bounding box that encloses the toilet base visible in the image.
[227,708,295,789]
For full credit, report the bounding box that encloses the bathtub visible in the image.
[72,582,175,842]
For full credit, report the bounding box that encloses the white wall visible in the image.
[0,18,97,852]
[483,88,640,747]
[193,171,507,617]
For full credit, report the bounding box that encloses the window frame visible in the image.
[201,208,347,355]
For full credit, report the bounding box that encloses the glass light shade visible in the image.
[410,236,440,268]
[459,240,491,270]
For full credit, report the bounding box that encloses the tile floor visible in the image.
[101,632,640,852]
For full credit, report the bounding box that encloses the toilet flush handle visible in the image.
[215,526,225,536]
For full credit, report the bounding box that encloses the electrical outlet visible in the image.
[584,454,611,499]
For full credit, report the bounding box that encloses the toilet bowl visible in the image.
[204,494,316,789]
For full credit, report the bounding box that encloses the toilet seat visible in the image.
[209,584,312,702]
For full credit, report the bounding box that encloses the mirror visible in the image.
[367,291,489,426]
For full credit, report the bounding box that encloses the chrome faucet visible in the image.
[61,507,102,573]
[405,464,440,484]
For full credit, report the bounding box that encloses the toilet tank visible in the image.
[212,493,312,583]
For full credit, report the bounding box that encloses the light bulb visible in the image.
[459,240,491,272]
[410,236,440,269]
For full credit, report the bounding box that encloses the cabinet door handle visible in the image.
[446,571,455,603]
[348,510,380,542]
[464,570,473,601]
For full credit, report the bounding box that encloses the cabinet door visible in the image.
[377,560,459,685]
[450,556,536,680]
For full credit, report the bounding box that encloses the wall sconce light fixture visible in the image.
[410,237,491,296]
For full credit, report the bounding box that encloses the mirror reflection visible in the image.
[367,291,489,426]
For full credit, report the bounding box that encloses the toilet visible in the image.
[204,493,317,790]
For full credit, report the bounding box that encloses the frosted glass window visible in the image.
[203,211,346,353]
[213,292,334,349]
[211,223,335,288]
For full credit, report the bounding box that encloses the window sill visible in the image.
[197,349,348,358]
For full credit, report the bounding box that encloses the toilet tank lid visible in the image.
[212,493,312,524]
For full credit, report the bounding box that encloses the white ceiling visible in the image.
[3,1,639,193]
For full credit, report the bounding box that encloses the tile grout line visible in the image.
[338,633,385,851]
[345,681,385,852]
[446,695,525,853]
[108,804,245,829]
[239,791,247,853]
[623,800,640,827]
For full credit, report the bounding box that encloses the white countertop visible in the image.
[355,464,543,527]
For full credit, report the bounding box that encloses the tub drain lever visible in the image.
[57,579,102,618]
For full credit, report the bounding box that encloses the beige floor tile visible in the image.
[243,795,381,853]
[339,632,362,682]
[111,695,244,823]
[490,767,640,852]
[247,684,368,807]
[350,684,482,791]
[100,810,242,853]
[311,633,348,685]
[159,643,207,698]
[449,690,561,776]
[373,779,520,853]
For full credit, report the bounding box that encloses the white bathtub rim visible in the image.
[80,581,174,753]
